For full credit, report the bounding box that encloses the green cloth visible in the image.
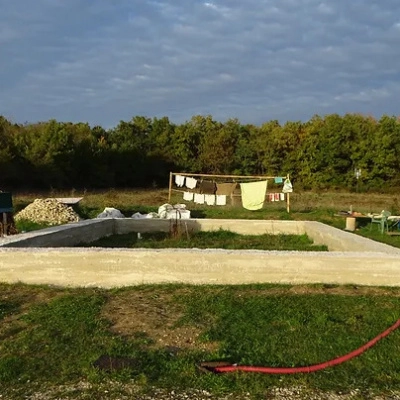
[240,180,268,210]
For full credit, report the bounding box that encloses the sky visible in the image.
[1,0,400,128]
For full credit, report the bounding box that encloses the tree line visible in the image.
[1,113,399,191]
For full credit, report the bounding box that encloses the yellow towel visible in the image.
[240,180,268,210]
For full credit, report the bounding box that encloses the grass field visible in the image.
[3,189,400,398]
[0,283,400,399]
[76,229,329,251]
[12,188,400,218]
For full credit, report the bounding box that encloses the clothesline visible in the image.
[171,187,281,198]
[170,172,284,180]
[168,172,292,212]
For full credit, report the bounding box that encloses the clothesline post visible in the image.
[1,213,6,236]
[168,172,173,203]
[286,174,290,213]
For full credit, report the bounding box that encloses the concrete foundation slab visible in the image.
[0,247,399,288]
[1,219,399,288]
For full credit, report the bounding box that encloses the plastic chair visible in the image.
[370,210,391,233]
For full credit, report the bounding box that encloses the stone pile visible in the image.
[14,198,81,225]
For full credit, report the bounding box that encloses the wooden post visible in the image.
[168,172,173,203]
[2,212,6,237]
[286,174,290,213]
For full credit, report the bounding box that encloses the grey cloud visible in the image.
[0,0,399,127]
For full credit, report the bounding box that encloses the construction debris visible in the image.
[14,198,81,226]
[96,208,125,218]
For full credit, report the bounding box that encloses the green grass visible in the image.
[0,283,400,398]
[0,292,107,382]
[14,218,53,233]
[75,229,328,251]
[353,224,400,248]
[0,300,19,320]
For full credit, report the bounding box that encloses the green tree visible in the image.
[197,118,240,174]
[369,115,400,189]
[171,115,209,172]
[0,116,22,187]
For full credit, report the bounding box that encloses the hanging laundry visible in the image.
[282,178,293,193]
[185,177,197,189]
[216,194,227,206]
[274,193,280,201]
[199,180,216,194]
[175,174,185,187]
[183,192,194,201]
[274,177,283,184]
[205,194,216,206]
[240,180,268,210]
[216,182,237,196]
[194,193,205,204]
[280,193,285,201]
[269,193,275,202]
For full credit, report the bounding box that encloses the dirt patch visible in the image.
[287,284,400,296]
[102,288,219,352]
[101,285,400,352]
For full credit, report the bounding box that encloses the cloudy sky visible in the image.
[1,0,399,128]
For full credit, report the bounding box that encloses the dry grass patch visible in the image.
[13,188,400,215]
[102,288,219,353]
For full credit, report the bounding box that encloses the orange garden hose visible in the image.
[205,318,400,374]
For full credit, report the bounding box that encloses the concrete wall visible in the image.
[114,218,400,254]
[0,219,114,248]
[192,219,306,235]
[1,218,400,255]
[304,221,400,254]
[1,218,400,287]
[114,218,305,236]
[1,248,400,288]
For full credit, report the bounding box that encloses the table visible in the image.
[388,216,400,231]
[334,213,372,231]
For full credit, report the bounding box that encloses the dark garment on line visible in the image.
[199,180,216,194]
[216,182,237,196]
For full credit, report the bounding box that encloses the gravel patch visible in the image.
[4,381,400,400]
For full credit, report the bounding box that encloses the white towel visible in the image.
[175,174,185,187]
[282,178,293,193]
[194,193,205,204]
[280,193,285,201]
[183,192,194,201]
[205,194,216,206]
[216,195,226,206]
[185,177,197,189]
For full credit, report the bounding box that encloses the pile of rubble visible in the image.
[96,204,191,220]
[14,198,81,226]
